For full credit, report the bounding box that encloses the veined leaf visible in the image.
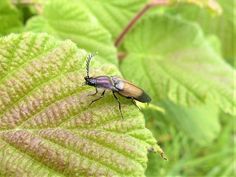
[79,0,148,39]
[0,33,158,176]
[0,0,23,35]
[169,0,222,14]
[79,0,220,41]
[121,14,236,116]
[25,0,117,64]
[76,0,220,41]
[166,0,236,65]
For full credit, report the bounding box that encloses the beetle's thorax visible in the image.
[111,76,124,90]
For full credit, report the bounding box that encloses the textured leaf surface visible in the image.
[121,14,236,115]
[0,33,157,176]
[0,0,23,35]
[80,0,147,39]
[26,0,117,64]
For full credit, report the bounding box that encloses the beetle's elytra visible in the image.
[84,53,151,118]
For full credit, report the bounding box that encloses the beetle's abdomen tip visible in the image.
[136,92,151,103]
[145,96,151,103]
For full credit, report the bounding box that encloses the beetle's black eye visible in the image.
[84,77,96,86]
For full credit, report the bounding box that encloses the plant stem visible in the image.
[115,0,169,47]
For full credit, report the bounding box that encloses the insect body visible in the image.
[84,54,151,118]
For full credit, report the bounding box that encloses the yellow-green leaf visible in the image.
[25,0,117,64]
[0,0,23,35]
[0,33,158,176]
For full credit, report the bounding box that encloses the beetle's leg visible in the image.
[89,90,105,105]
[131,98,141,111]
[112,91,124,119]
[88,87,98,96]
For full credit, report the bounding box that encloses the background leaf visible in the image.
[165,0,236,66]
[0,0,23,35]
[79,0,148,40]
[169,0,222,14]
[144,112,234,177]
[25,0,117,64]
[121,14,235,116]
[0,32,158,176]
[143,101,220,145]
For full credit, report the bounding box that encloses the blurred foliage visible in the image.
[0,0,23,35]
[154,100,220,145]
[0,0,235,176]
[144,111,235,177]
[165,0,236,66]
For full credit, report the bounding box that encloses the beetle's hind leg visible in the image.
[112,91,124,119]
[131,98,141,111]
[89,90,106,106]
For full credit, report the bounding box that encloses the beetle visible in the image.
[84,53,151,118]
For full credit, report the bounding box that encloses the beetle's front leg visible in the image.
[88,87,98,96]
[89,90,106,106]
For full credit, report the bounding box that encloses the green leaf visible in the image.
[0,33,158,176]
[169,0,222,14]
[166,0,236,65]
[121,14,236,116]
[144,101,220,145]
[205,34,222,55]
[78,0,221,40]
[80,0,148,39]
[0,0,23,35]
[25,0,117,64]
[161,101,220,145]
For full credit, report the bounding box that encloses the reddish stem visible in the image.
[115,4,151,47]
[115,0,169,47]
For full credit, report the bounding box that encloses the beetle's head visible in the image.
[84,76,96,86]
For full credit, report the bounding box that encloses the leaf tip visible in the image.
[148,144,167,160]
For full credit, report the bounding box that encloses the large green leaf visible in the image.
[121,14,236,116]
[166,0,236,65]
[25,0,117,64]
[0,33,158,176]
[0,0,23,35]
[80,0,147,40]
[144,101,220,145]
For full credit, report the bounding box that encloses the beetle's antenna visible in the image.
[86,53,96,78]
